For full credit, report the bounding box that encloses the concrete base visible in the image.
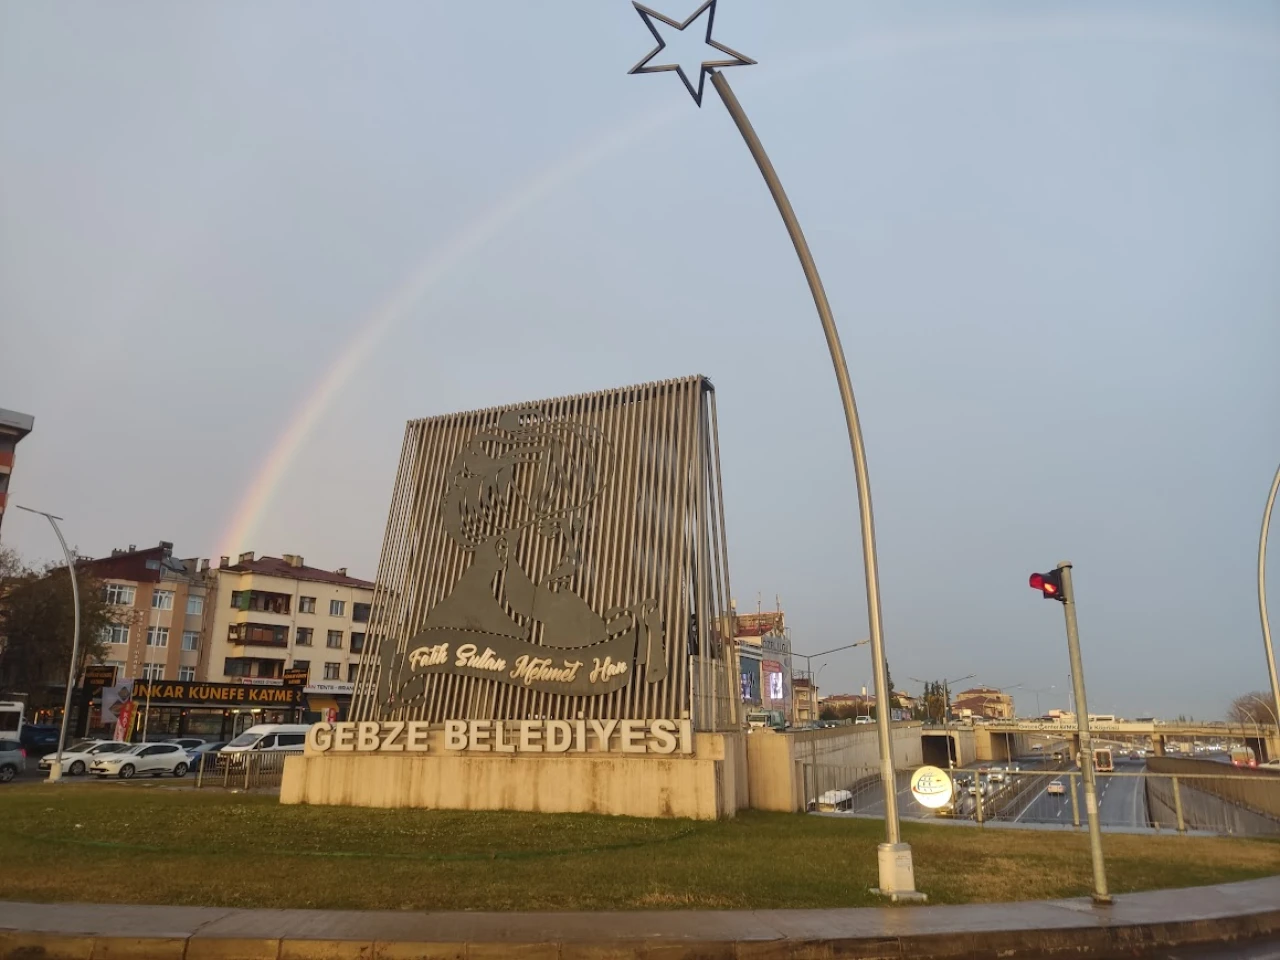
[281,731,747,820]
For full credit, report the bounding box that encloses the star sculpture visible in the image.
[628,0,755,107]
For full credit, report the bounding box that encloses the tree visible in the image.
[1229,692,1279,727]
[883,659,901,709]
[0,552,117,709]
[920,681,948,724]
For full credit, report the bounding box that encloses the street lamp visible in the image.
[14,506,81,783]
[628,3,916,898]
[1257,463,1280,756]
[1030,685,1055,718]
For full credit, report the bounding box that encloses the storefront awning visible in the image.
[306,696,339,715]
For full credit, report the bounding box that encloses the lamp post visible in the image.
[1258,463,1280,759]
[1245,693,1279,729]
[1031,685,1055,718]
[14,506,81,783]
[627,2,917,898]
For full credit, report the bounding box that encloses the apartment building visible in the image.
[80,542,213,684]
[0,407,35,540]
[204,552,374,717]
[952,686,1016,720]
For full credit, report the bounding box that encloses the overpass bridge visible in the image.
[919,719,1278,766]
[981,720,1279,763]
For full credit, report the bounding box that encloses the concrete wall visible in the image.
[282,730,744,821]
[746,723,924,812]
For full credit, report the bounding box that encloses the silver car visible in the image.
[0,737,26,782]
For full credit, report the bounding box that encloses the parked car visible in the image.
[0,738,26,782]
[1047,779,1066,796]
[19,724,60,758]
[163,738,208,752]
[220,724,310,757]
[90,743,189,779]
[37,740,131,776]
[188,741,227,768]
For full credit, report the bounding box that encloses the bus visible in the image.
[1093,747,1114,772]
[0,701,25,737]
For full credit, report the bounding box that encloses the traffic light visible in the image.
[1029,570,1065,602]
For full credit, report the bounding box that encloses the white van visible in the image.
[221,724,310,756]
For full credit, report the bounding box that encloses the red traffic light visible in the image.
[1029,570,1065,601]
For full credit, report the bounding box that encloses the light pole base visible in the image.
[870,843,926,902]
[46,762,64,783]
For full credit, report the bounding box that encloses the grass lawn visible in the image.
[2,783,1277,911]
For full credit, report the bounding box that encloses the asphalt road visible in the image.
[1009,759,1150,829]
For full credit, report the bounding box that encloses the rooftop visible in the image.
[218,552,373,589]
[0,407,35,436]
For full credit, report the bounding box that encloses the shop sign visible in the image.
[283,668,310,687]
[133,680,304,706]
[83,664,117,695]
[305,682,354,695]
[306,718,693,756]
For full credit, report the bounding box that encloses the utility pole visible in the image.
[1057,562,1110,905]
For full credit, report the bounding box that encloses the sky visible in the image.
[1,1,1278,722]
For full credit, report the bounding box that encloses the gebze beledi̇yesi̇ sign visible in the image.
[353,377,738,734]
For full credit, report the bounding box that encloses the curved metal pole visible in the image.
[15,506,81,783]
[709,71,905,855]
[1246,693,1278,728]
[1258,463,1280,754]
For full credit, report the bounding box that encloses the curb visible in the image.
[2,876,1279,960]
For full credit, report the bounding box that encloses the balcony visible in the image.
[231,590,292,615]
[228,622,289,648]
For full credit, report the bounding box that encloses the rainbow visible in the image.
[218,13,1276,561]
[217,102,682,559]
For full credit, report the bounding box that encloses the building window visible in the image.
[296,627,313,646]
[182,631,200,652]
[146,626,169,647]
[142,662,164,680]
[350,632,365,654]
[186,595,204,616]
[299,596,316,614]
[326,630,343,649]
[152,590,174,610]
[103,583,136,606]
[292,659,310,674]
[102,623,130,646]
[329,599,346,617]
[352,602,371,624]
[178,666,195,681]
[227,622,289,647]
[324,662,341,680]
[347,663,360,683]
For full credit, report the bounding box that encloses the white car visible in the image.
[90,743,190,780]
[1047,779,1066,796]
[37,740,130,777]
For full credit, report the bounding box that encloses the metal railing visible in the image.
[193,751,292,790]
[803,760,1280,837]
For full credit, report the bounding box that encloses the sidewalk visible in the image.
[2,876,1278,960]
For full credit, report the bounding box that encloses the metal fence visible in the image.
[803,760,1280,837]
[193,751,292,790]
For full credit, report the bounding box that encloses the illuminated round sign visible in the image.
[910,765,954,809]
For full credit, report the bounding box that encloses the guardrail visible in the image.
[802,760,1280,837]
[193,751,291,790]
